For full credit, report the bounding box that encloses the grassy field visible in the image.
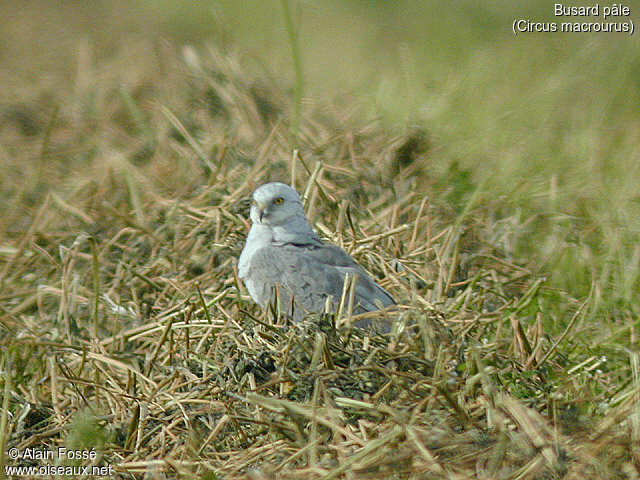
[1,1,639,478]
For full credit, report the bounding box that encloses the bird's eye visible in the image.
[273,197,284,205]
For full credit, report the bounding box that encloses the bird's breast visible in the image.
[238,224,273,279]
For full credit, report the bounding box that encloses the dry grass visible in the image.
[1,39,638,480]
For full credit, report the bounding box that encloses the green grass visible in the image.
[0,1,639,478]
[201,0,640,323]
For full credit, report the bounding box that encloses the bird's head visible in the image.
[250,182,306,228]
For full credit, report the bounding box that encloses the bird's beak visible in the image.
[255,201,266,223]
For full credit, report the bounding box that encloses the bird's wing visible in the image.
[298,244,395,310]
[246,243,394,320]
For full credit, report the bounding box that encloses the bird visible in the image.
[238,182,395,330]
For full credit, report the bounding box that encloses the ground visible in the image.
[1,2,639,479]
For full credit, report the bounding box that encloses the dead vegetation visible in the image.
[1,40,638,480]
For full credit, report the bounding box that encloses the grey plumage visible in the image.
[238,182,394,328]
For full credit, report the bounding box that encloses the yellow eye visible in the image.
[273,197,284,205]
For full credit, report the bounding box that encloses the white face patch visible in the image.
[250,183,303,227]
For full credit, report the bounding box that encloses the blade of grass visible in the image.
[280,0,303,146]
